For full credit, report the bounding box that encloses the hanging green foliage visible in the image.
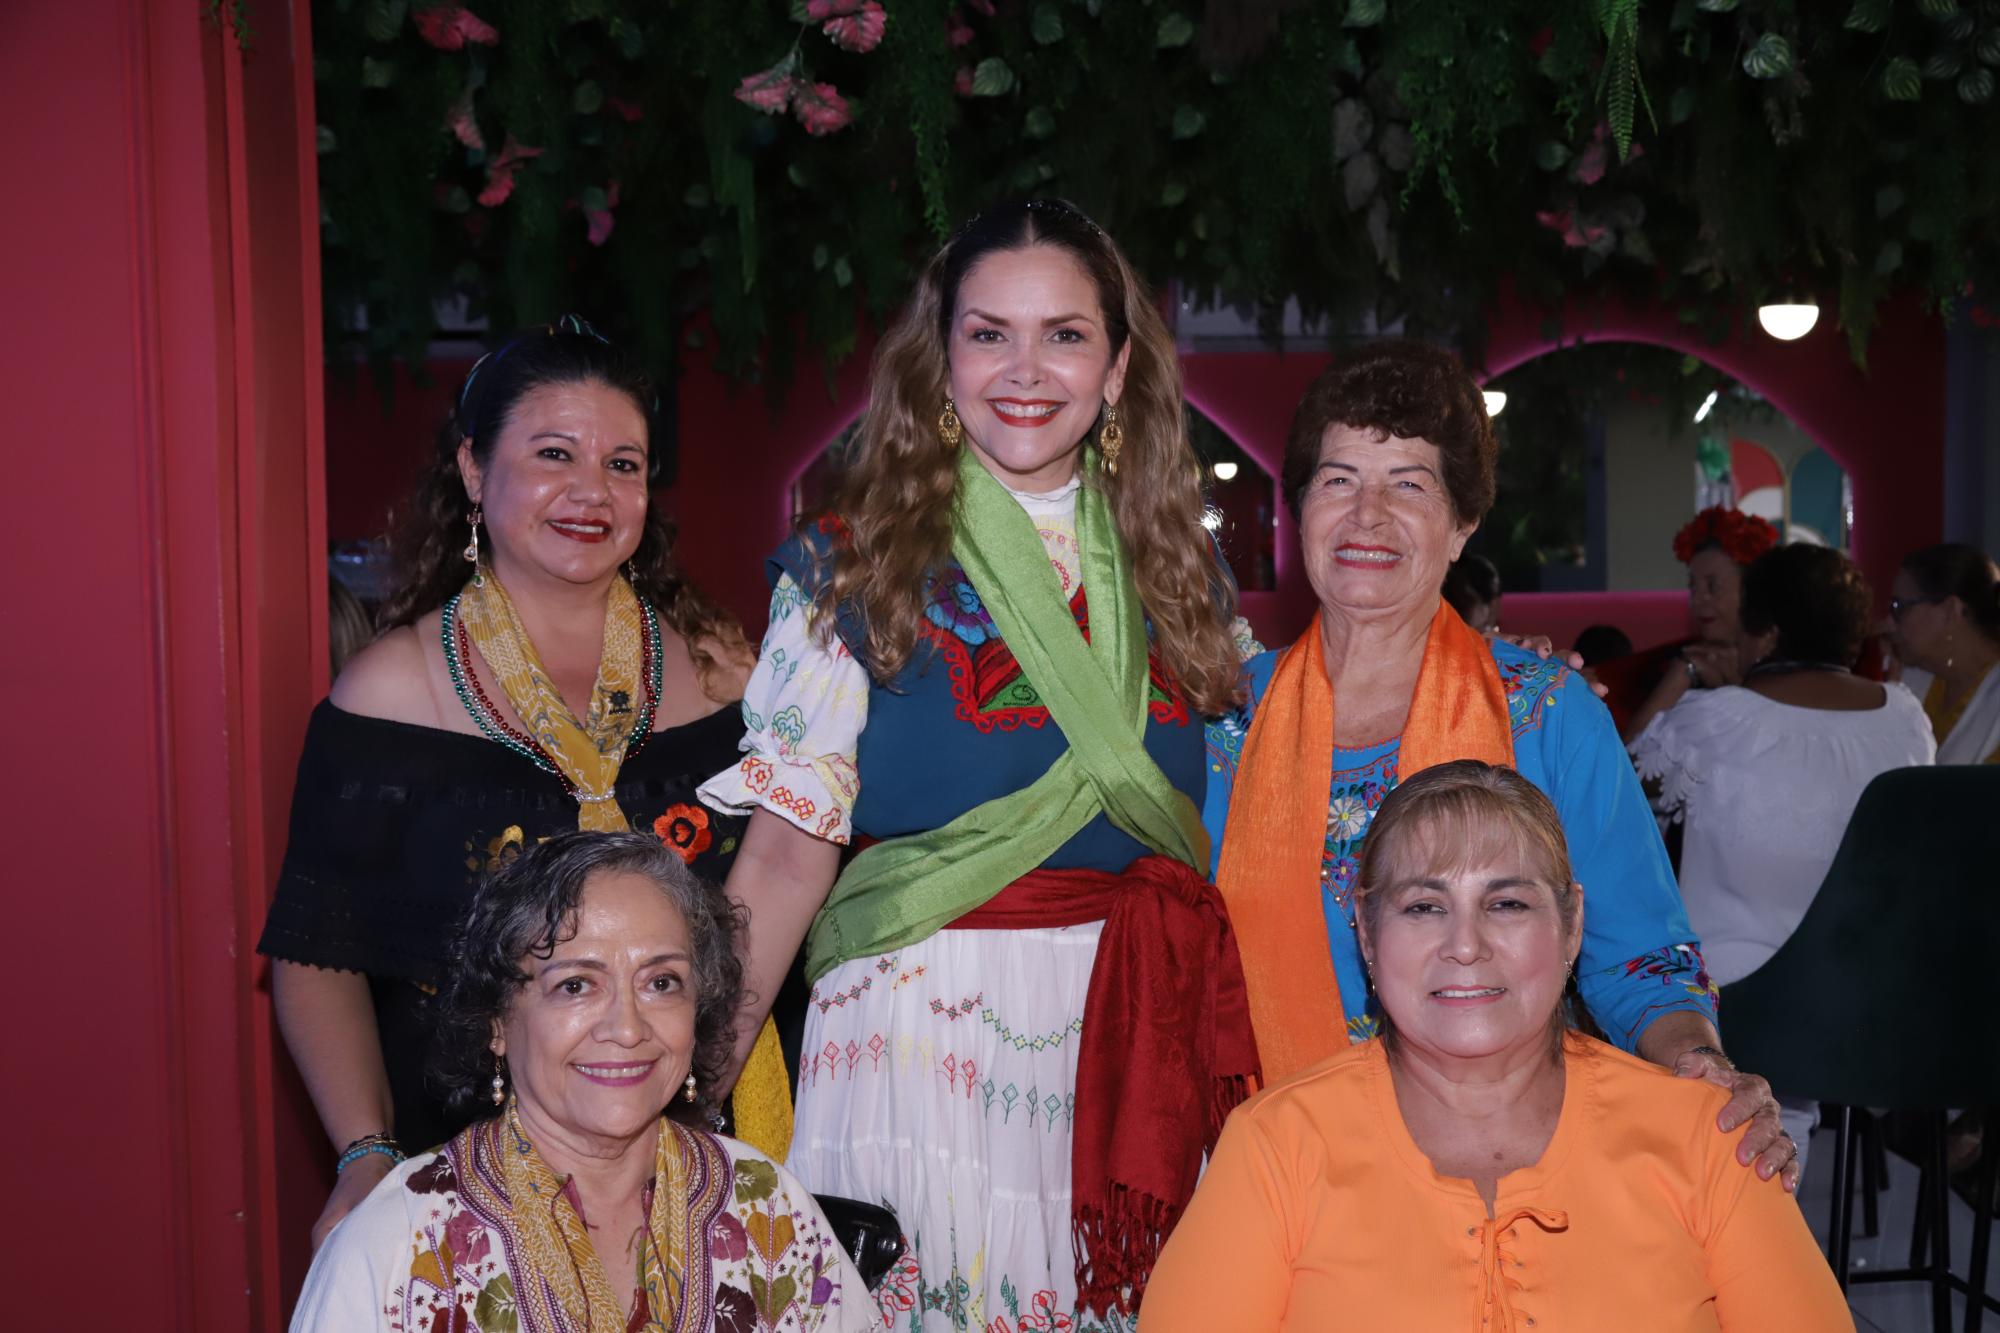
[313,0,2000,391]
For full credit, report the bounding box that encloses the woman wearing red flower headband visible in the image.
[1610,506,1780,743]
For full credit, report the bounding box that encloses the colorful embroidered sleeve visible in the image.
[1519,650,1718,1048]
[696,574,867,846]
[716,1143,879,1332]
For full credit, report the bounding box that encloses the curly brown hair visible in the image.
[1739,543,1875,667]
[809,199,1241,715]
[433,829,746,1125]
[1281,340,1497,528]
[377,323,748,696]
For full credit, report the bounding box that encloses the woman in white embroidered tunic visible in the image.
[700,200,1260,1333]
[292,831,872,1333]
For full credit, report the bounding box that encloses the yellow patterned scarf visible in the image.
[458,572,646,831]
[456,571,796,1162]
[455,1103,731,1333]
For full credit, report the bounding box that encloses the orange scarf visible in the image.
[1214,601,1515,1083]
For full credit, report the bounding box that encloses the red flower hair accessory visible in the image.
[1672,506,1779,566]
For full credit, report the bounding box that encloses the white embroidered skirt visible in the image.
[789,921,1134,1333]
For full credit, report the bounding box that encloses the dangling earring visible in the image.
[682,1072,698,1104]
[1099,404,1123,475]
[464,505,486,588]
[490,1054,506,1107]
[937,398,964,448]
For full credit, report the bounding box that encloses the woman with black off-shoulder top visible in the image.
[256,318,773,1253]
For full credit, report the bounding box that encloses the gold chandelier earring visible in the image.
[683,1071,699,1103]
[938,398,964,448]
[1099,403,1123,475]
[464,504,486,588]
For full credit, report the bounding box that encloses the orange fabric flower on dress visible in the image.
[654,803,713,863]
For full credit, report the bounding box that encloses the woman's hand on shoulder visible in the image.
[310,1151,397,1255]
[1488,629,1609,700]
[328,622,437,724]
[1673,1048,1801,1193]
[1680,641,1740,689]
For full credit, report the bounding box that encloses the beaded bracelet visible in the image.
[336,1140,406,1174]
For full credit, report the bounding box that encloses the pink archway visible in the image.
[1180,288,1945,646]
[1480,283,1942,595]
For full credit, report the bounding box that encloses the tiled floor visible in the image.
[1796,1120,1998,1331]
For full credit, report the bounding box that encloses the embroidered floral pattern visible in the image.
[915,566,1189,734]
[655,802,715,863]
[326,1136,859,1332]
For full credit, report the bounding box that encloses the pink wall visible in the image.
[1,0,325,1326]
[331,286,1945,652]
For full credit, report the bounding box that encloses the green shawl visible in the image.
[803,448,1209,981]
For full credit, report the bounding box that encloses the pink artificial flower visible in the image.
[947,11,975,46]
[586,181,619,246]
[607,95,643,123]
[735,58,801,115]
[953,65,974,97]
[1572,135,1607,186]
[444,89,484,151]
[477,135,542,208]
[824,1,887,53]
[415,5,499,50]
[792,81,852,136]
[806,0,863,17]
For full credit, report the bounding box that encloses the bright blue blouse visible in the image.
[1202,639,1716,1053]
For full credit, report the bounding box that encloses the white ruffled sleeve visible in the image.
[1629,689,1745,820]
[697,574,867,845]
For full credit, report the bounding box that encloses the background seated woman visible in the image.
[1890,542,2000,764]
[1205,340,1796,1190]
[1148,762,1851,1332]
[1632,543,1933,1173]
[292,831,872,1332]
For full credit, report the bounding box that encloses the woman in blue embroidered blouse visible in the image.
[1205,340,1802,1192]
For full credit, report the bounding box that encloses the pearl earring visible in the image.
[683,1072,698,1103]
[490,1056,506,1107]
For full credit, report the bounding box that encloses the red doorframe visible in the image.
[0,1,323,1326]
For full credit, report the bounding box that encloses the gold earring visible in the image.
[490,1055,506,1107]
[464,505,485,588]
[682,1072,698,1104]
[1099,404,1123,475]
[938,398,963,448]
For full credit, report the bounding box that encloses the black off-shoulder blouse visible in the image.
[257,699,746,1152]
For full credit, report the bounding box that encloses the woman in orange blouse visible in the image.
[1147,761,1849,1332]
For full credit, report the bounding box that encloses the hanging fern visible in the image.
[313,0,2000,398]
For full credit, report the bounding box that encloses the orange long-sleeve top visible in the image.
[1145,1032,1852,1332]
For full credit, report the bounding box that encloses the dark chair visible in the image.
[1720,765,2000,1333]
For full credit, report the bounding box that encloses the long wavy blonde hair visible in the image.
[810,199,1242,716]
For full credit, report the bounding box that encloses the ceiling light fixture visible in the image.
[1694,390,1719,424]
[1757,302,1820,341]
[1212,460,1240,482]
[1482,390,1507,417]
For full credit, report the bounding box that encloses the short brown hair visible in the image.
[1356,761,1582,1051]
[1281,340,1497,527]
